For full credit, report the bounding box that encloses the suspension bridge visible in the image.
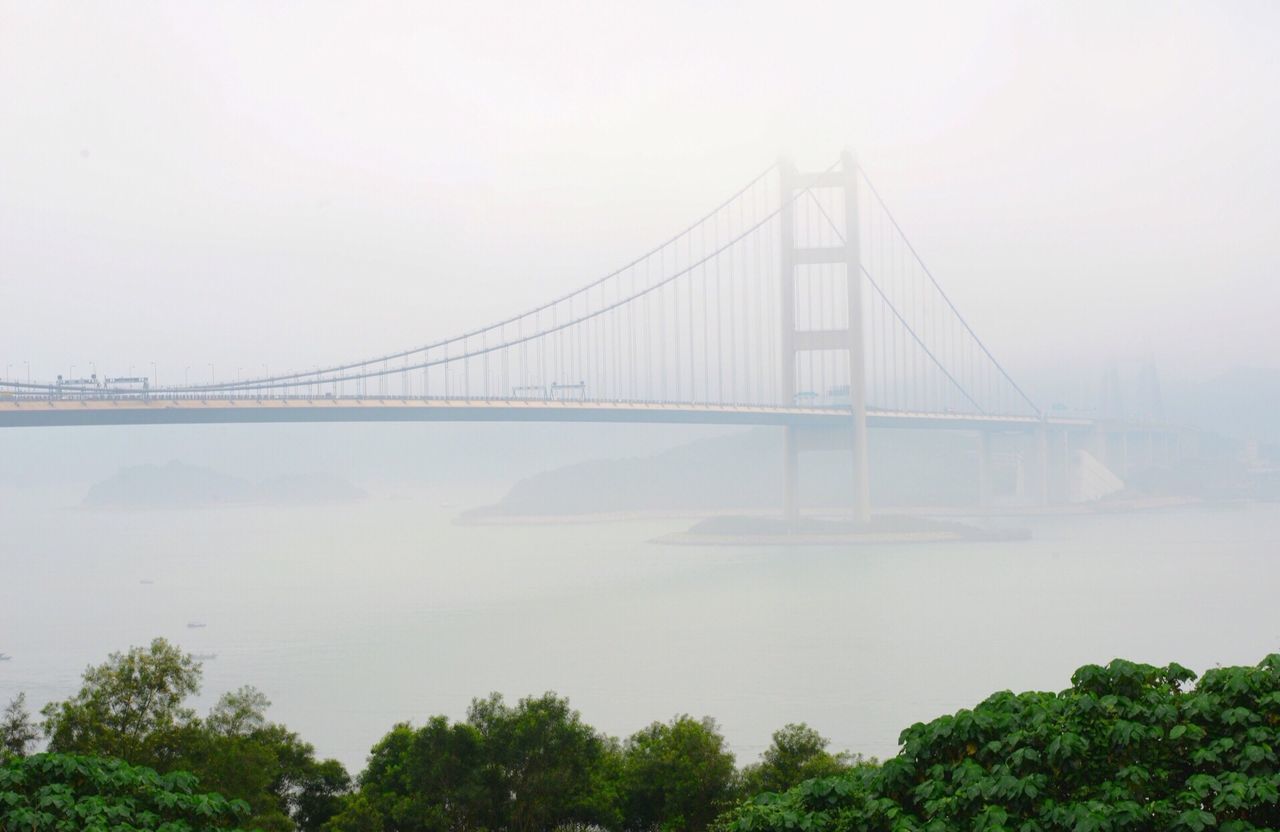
[0,153,1179,519]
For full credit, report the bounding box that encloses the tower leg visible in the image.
[851,420,870,523]
[1036,425,1049,506]
[977,431,993,507]
[1060,429,1072,503]
[777,152,870,527]
[784,425,800,528]
[842,151,870,524]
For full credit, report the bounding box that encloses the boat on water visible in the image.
[186,621,207,629]
[0,653,11,662]
[192,653,217,661]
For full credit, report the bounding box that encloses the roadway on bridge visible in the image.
[0,396,1083,432]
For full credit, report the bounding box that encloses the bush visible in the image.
[0,752,250,831]
[722,655,1280,832]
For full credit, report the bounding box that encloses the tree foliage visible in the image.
[41,638,201,766]
[1,694,39,761]
[722,655,1280,832]
[737,724,866,798]
[324,698,747,832]
[468,692,617,832]
[0,752,249,832]
[327,693,616,832]
[38,639,349,832]
[326,718,492,832]
[619,715,738,832]
[169,713,350,832]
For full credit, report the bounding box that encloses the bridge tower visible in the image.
[778,151,871,525]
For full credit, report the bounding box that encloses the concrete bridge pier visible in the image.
[1034,423,1050,505]
[1091,424,1187,481]
[1092,426,1127,479]
[1012,427,1047,505]
[1126,427,1180,472]
[784,425,800,528]
[976,430,994,506]
[1091,425,1111,473]
[1012,423,1077,506]
[782,420,869,527]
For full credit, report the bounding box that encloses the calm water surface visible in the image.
[2,488,1277,771]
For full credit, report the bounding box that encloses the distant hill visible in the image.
[83,461,366,508]
[471,428,986,518]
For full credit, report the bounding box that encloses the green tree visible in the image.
[176,687,351,832]
[326,718,494,832]
[323,793,384,832]
[620,715,737,832]
[41,637,201,766]
[0,752,250,831]
[468,692,617,832]
[737,723,865,797]
[40,641,349,832]
[295,757,354,832]
[207,685,272,736]
[328,693,619,832]
[722,654,1280,832]
[1,693,39,760]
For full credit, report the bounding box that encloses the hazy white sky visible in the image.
[2,0,1277,386]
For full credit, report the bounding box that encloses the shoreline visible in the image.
[457,495,1221,526]
[653,530,964,546]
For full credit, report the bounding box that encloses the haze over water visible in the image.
[3,480,1277,772]
[0,10,1279,832]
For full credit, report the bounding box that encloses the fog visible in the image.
[3,0,1280,809]
[3,1,1279,384]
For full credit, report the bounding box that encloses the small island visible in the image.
[82,461,366,509]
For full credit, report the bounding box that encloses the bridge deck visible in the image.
[0,396,1086,431]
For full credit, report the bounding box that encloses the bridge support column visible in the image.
[1092,425,1110,474]
[849,422,870,523]
[1026,423,1049,506]
[778,151,870,525]
[1060,429,1073,502]
[976,431,993,506]
[845,154,871,524]
[784,425,800,528]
